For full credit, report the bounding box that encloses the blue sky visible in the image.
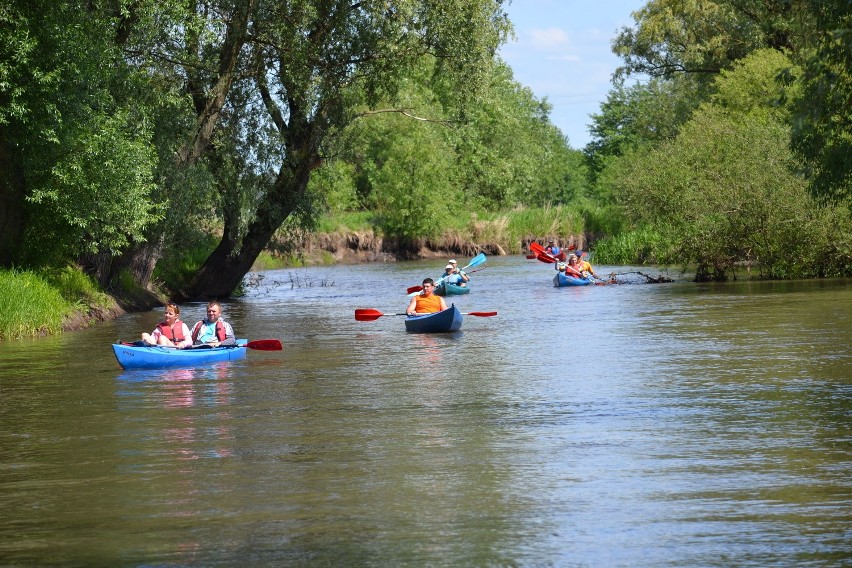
[499,0,647,149]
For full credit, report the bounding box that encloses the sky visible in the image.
[499,0,647,149]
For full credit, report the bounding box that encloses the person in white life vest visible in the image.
[447,258,470,286]
[191,301,236,347]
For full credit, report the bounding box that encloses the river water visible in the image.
[1,256,850,566]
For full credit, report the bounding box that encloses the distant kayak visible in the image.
[404,305,463,333]
[553,273,593,287]
[434,281,470,296]
[112,339,249,369]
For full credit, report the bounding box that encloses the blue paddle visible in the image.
[406,253,487,294]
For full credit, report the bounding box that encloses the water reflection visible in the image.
[0,261,849,566]
[116,363,235,458]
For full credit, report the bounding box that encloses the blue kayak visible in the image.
[553,273,594,287]
[404,305,463,333]
[434,281,470,296]
[112,339,248,369]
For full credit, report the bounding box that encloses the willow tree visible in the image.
[181,0,510,298]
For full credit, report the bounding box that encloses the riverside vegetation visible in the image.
[1,1,850,340]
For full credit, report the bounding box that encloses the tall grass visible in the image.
[435,205,584,253]
[0,269,74,340]
[316,211,376,233]
[311,205,590,254]
[42,265,113,308]
[591,227,666,264]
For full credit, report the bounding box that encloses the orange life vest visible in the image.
[415,294,443,313]
[565,265,584,278]
[156,319,186,341]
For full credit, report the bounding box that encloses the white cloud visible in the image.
[530,27,570,50]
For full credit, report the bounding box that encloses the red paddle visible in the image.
[529,241,547,255]
[245,339,283,351]
[355,309,497,321]
[531,243,557,263]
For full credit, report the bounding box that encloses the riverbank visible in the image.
[255,229,591,269]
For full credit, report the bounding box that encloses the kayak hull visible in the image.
[434,281,470,296]
[553,273,593,287]
[404,305,463,333]
[112,340,248,369]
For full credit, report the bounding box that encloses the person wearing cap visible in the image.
[440,262,469,287]
[449,259,470,284]
[407,278,448,316]
[545,240,565,261]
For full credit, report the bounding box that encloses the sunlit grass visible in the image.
[42,265,113,308]
[0,269,74,340]
[153,234,220,291]
[316,210,376,233]
[592,227,666,264]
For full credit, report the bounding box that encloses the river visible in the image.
[1,255,850,566]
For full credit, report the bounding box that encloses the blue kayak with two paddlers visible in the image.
[111,338,282,369]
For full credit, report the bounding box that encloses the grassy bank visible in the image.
[249,204,609,271]
[318,204,606,251]
[0,266,120,341]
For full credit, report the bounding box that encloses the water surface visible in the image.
[1,257,849,566]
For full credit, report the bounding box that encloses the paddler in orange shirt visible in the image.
[406,278,448,316]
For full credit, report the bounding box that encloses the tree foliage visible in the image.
[788,0,852,202]
[0,0,164,266]
[584,75,701,186]
[309,57,586,241]
[605,49,850,279]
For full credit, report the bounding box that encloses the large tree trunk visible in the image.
[183,146,319,300]
[0,135,25,267]
[80,234,164,291]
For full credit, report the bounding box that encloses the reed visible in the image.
[43,265,113,308]
[0,269,73,340]
[300,205,593,256]
[591,227,665,264]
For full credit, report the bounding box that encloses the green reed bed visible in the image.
[42,265,114,309]
[591,227,666,265]
[0,269,74,340]
[474,205,585,252]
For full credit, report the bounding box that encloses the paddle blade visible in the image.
[355,308,384,321]
[246,339,283,351]
[465,311,497,317]
[529,242,546,255]
[406,285,423,294]
[463,252,487,270]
